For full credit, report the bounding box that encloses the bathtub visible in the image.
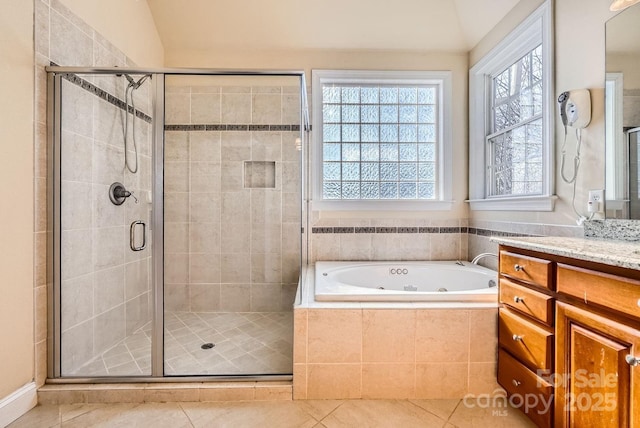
[314,261,498,303]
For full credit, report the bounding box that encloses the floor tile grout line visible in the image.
[446,398,464,425]
[404,399,452,425]
[316,400,347,424]
[178,402,197,428]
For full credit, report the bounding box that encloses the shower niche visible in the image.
[49,68,308,380]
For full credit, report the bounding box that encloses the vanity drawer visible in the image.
[499,308,554,371]
[557,264,640,321]
[498,348,553,428]
[500,251,553,290]
[500,278,554,326]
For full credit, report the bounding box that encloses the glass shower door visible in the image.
[162,74,301,376]
[57,72,154,377]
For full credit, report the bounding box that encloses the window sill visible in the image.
[311,200,455,211]
[467,195,557,211]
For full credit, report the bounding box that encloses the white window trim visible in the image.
[468,1,555,211]
[311,69,453,211]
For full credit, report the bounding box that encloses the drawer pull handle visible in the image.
[626,355,640,367]
[512,334,524,342]
[512,379,521,387]
[513,296,525,303]
[514,264,525,272]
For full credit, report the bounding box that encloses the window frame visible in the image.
[468,1,556,211]
[311,69,453,211]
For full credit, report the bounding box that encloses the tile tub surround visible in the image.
[310,219,470,263]
[292,267,499,400]
[468,220,583,270]
[309,218,582,267]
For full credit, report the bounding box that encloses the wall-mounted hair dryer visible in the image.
[558,89,595,224]
[558,89,591,129]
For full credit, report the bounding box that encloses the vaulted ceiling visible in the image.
[147,0,522,54]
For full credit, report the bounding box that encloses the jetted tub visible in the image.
[314,261,498,302]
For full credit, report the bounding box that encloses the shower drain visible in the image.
[201,343,215,350]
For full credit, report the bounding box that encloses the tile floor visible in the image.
[9,398,537,427]
[69,312,293,377]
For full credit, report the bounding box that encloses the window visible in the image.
[312,70,452,210]
[469,1,555,211]
[489,45,543,196]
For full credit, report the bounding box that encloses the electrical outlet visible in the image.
[588,189,604,203]
[588,189,604,214]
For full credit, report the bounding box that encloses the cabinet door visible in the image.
[556,302,640,428]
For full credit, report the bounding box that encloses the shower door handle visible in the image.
[130,220,146,251]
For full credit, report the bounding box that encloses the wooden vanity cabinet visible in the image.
[498,244,640,428]
[554,263,640,428]
[497,248,555,427]
[555,301,640,428]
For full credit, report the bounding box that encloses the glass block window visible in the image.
[320,84,439,200]
[487,45,543,197]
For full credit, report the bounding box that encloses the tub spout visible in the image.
[471,253,498,265]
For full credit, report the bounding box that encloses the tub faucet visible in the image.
[471,253,498,265]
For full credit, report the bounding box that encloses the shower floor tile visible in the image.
[70,311,293,377]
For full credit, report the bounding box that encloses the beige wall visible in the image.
[470,0,617,226]
[59,0,164,66]
[0,1,35,398]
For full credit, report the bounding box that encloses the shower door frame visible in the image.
[47,66,309,382]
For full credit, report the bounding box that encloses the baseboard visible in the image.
[0,382,37,427]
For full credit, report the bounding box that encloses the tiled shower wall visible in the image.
[59,75,153,375]
[34,0,152,379]
[163,80,301,313]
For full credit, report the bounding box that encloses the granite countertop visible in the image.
[491,236,640,270]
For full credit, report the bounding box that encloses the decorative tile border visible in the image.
[58,69,152,124]
[469,228,536,238]
[164,124,301,132]
[311,226,534,237]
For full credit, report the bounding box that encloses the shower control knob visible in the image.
[514,264,525,272]
[109,182,137,205]
[512,334,524,342]
[513,296,525,304]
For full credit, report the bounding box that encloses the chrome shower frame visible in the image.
[46,66,310,383]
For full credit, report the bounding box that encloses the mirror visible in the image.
[605,3,640,219]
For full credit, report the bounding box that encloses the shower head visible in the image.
[124,74,136,86]
[124,74,151,90]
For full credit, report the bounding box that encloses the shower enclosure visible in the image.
[47,67,308,380]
